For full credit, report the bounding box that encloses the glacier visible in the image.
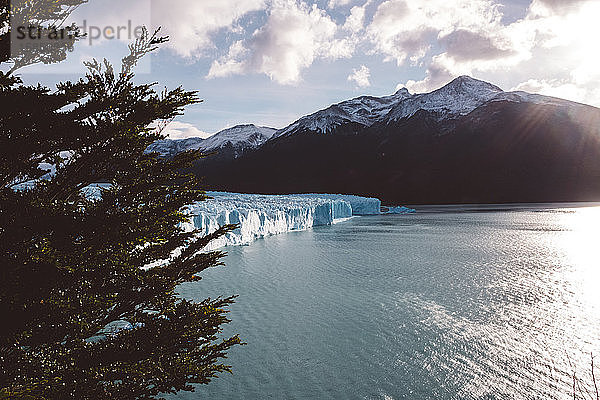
[384,206,416,214]
[183,192,382,250]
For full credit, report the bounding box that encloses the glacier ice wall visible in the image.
[384,206,416,214]
[184,192,381,250]
[296,193,381,215]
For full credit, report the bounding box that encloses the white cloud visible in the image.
[512,79,587,102]
[366,0,508,66]
[504,0,600,106]
[398,59,454,94]
[343,2,368,33]
[206,40,248,78]
[151,0,266,58]
[388,0,600,101]
[155,0,600,108]
[328,0,352,9]
[511,76,600,108]
[162,121,212,139]
[69,0,152,45]
[529,0,590,15]
[208,0,354,84]
[401,0,600,107]
[347,65,371,87]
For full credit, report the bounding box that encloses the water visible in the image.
[176,204,600,399]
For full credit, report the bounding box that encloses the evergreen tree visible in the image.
[1,0,87,72]
[0,28,241,399]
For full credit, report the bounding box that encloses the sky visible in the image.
[14,0,600,138]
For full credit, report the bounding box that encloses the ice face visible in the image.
[184,192,382,250]
[295,193,381,215]
[385,206,416,214]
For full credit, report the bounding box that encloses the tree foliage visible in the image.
[1,0,87,73]
[0,27,240,399]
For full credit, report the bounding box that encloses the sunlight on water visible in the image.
[556,207,600,310]
[174,204,600,400]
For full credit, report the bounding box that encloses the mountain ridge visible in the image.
[147,124,277,158]
[150,76,594,156]
[148,76,600,204]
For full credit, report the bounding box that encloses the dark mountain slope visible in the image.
[197,99,600,204]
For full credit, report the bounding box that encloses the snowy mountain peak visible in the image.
[441,75,503,96]
[274,89,415,137]
[148,76,586,159]
[146,124,277,157]
[385,76,505,122]
[201,124,276,151]
[275,76,511,136]
[394,87,411,97]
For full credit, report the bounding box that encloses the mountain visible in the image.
[147,124,277,159]
[273,87,412,137]
[273,76,581,136]
[187,76,600,204]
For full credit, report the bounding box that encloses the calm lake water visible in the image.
[176,204,600,399]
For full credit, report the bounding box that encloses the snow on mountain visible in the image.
[273,76,588,136]
[184,192,382,250]
[384,76,504,122]
[201,124,277,151]
[146,76,588,158]
[274,76,508,136]
[488,90,585,108]
[147,124,277,157]
[274,88,412,137]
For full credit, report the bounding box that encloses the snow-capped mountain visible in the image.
[196,76,600,205]
[384,75,503,122]
[144,75,600,204]
[149,76,580,158]
[274,88,412,137]
[274,76,580,136]
[147,124,277,158]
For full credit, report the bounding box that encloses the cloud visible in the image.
[343,3,368,33]
[366,0,506,65]
[512,79,587,101]
[439,29,515,62]
[328,0,352,8]
[399,56,456,94]
[151,0,266,58]
[208,0,354,84]
[154,0,600,109]
[511,75,600,108]
[401,0,600,107]
[206,40,248,78]
[530,0,591,14]
[347,65,371,87]
[162,121,212,139]
[506,0,600,106]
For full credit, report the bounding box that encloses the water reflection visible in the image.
[555,207,600,310]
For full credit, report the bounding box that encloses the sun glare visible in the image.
[556,206,600,309]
